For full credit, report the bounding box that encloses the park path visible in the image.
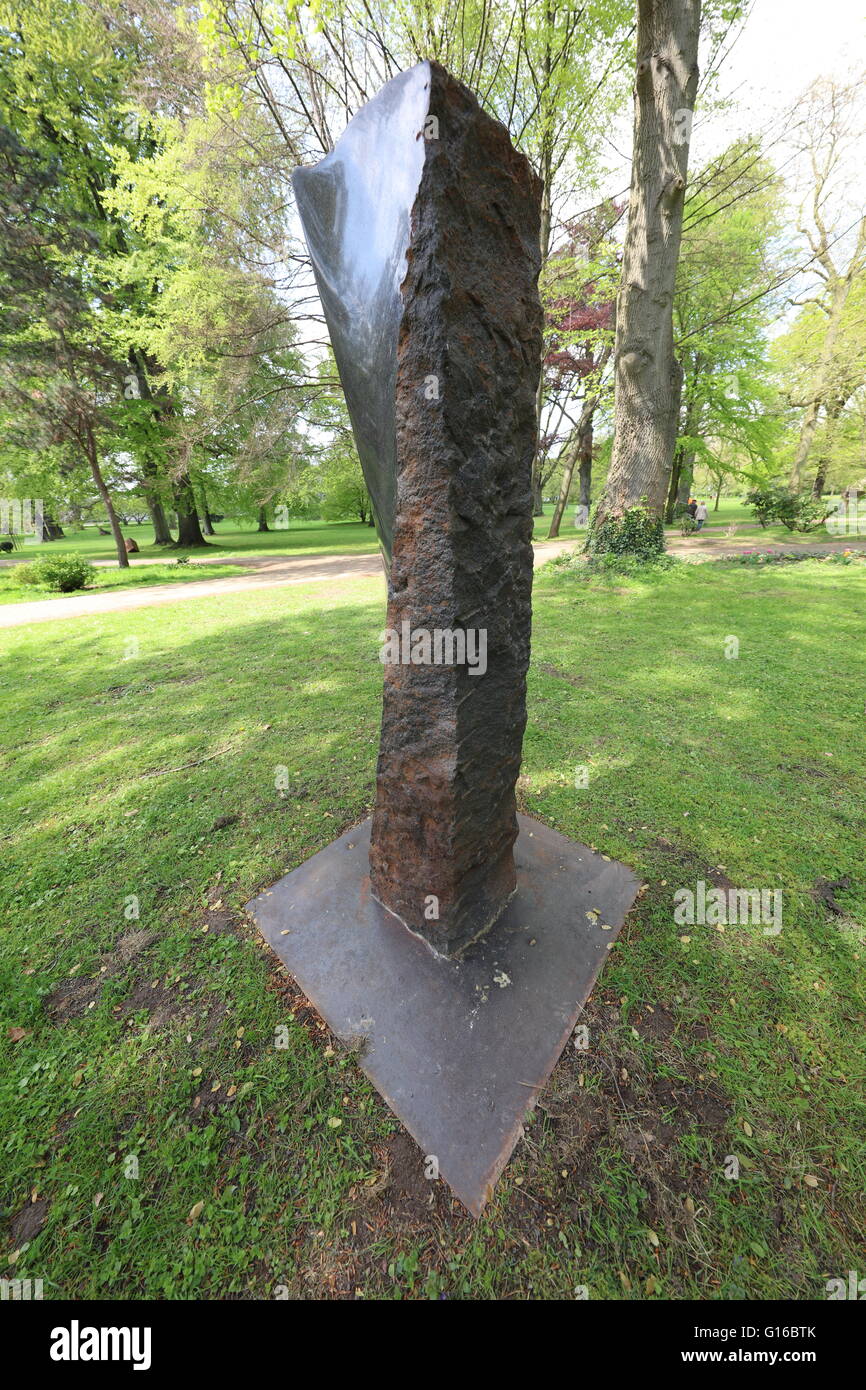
[1,533,859,630]
[0,541,579,629]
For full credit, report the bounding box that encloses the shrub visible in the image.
[18,554,95,592]
[744,486,831,533]
[551,549,681,582]
[586,501,666,560]
[715,548,866,568]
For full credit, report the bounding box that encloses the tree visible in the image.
[776,279,866,498]
[186,0,635,513]
[786,76,866,491]
[590,0,702,553]
[665,139,784,518]
[0,119,130,566]
[543,202,619,537]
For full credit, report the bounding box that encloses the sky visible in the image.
[602,0,866,191]
[715,0,866,118]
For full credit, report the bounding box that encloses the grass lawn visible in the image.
[660,496,852,546]
[1,556,863,1300]
[6,497,844,576]
[0,562,247,606]
[4,517,384,566]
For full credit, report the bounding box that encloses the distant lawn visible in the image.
[661,495,849,545]
[5,497,842,568]
[0,561,247,605]
[1,555,863,1300]
[12,511,583,559]
[4,517,383,565]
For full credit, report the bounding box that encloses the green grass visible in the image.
[0,561,247,605]
[661,496,850,545]
[1,557,863,1300]
[4,517,384,565]
[7,497,842,574]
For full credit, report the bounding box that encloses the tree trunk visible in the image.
[198,482,215,536]
[548,411,594,539]
[713,474,723,509]
[547,442,577,540]
[677,454,693,506]
[811,395,847,497]
[665,446,684,522]
[790,397,821,493]
[173,475,208,547]
[530,102,554,521]
[145,491,173,545]
[84,421,128,567]
[257,506,270,532]
[130,355,173,545]
[578,425,593,509]
[591,0,700,551]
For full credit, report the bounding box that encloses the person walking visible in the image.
[695,500,709,531]
[686,497,698,519]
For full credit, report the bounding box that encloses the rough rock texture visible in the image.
[369,63,543,957]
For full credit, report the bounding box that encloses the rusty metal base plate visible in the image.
[246,815,639,1216]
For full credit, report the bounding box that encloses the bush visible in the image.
[586,501,666,560]
[715,548,866,568]
[744,486,831,533]
[18,554,95,592]
[552,549,681,581]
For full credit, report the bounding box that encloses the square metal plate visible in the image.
[246,814,639,1216]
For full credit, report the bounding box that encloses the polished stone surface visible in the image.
[292,64,429,559]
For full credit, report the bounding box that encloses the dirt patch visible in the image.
[189,1078,240,1123]
[381,1131,437,1222]
[202,907,241,938]
[45,928,158,1023]
[634,1004,677,1041]
[648,836,736,893]
[115,929,157,963]
[8,1196,48,1248]
[120,978,183,1029]
[535,661,585,687]
[813,875,852,916]
[349,1130,453,1241]
[45,974,103,1021]
[535,987,733,1240]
